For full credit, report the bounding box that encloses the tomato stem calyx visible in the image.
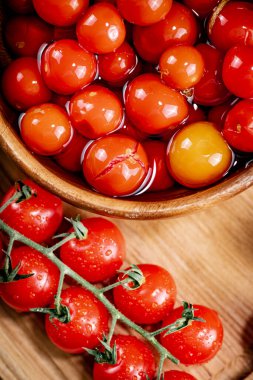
[85,338,118,365]
[31,304,71,324]
[0,255,34,283]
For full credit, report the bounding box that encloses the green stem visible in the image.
[99,278,131,294]
[48,232,76,253]
[55,270,65,314]
[157,354,166,380]
[107,314,119,345]
[4,235,16,273]
[0,193,19,214]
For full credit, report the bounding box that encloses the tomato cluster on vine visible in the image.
[1,0,253,198]
[0,180,224,379]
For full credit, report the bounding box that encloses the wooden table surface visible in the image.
[0,150,253,380]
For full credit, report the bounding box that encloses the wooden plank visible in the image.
[0,151,253,380]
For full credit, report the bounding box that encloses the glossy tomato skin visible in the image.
[208,98,239,131]
[116,0,172,26]
[223,100,253,152]
[20,103,72,156]
[159,45,204,90]
[167,122,233,188]
[1,57,52,111]
[1,246,60,312]
[7,0,34,14]
[45,287,109,353]
[160,304,224,365]
[143,141,174,192]
[183,0,219,18]
[60,217,125,283]
[70,85,123,139]
[133,2,198,63]
[163,370,196,380]
[83,134,149,197]
[125,74,188,135]
[194,44,231,106]
[120,117,148,141]
[4,16,53,57]
[32,0,89,26]
[0,179,63,243]
[77,3,126,54]
[208,1,253,51]
[113,264,176,324]
[93,335,156,380]
[222,45,253,99]
[41,39,97,95]
[181,103,206,127]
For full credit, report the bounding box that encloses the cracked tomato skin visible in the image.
[125,74,188,135]
[82,134,149,196]
[113,264,176,325]
[0,179,63,243]
[60,217,125,283]
[93,335,156,380]
[163,370,197,380]
[1,246,60,312]
[160,304,224,365]
[45,287,110,353]
[69,85,124,139]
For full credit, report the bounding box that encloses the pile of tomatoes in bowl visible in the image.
[1,0,253,198]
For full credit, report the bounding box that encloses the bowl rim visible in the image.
[1,111,253,220]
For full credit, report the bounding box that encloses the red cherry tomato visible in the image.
[54,130,88,172]
[4,16,53,57]
[1,246,60,312]
[41,39,97,95]
[222,45,253,99]
[125,74,188,135]
[116,0,172,26]
[98,42,138,87]
[223,100,253,152]
[159,45,204,90]
[70,85,123,139]
[160,304,224,365]
[194,44,231,106]
[83,134,149,197]
[32,0,89,26]
[208,99,238,131]
[208,1,253,51]
[93,335,156,380]
[133,2,198,63]
[143,140,174,192]
[7,0,34,14]
[20,103,72,156]
[113,264,176,324]
[45,287,109,353]
[77,3,126,54]
[0,179,63,243]
[167,122,233,188]
[60,217,125,283]
[183,0,219,18]
[164,370,197,380]
[1,57,52,111]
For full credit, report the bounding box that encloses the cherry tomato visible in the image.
[32,0,89,26]
[93,335,156,380]
[143,141,174,192]
[133,2,198,63]
[0,179,63,243]
[167,121,233,188]
[183,0,219,18]
[0,235,4,266]
[1,57,52,111]
[113,264,176,324]
[222,45,253,99]
[98,42,138,87]
[41,39,97,95]
[163,370,197,380]
[45,287,109,353]
[223,100,253,152]
[7,0,34,14]
[54,130,88,172]
[194,44,231,106]
[160,304,224,365]
[83,134,149,197]
[125,74,188,135]
[60,217,125,283]
[77,3,126,54]
[116,0,172,26]
[4,16,53,57]
[1,246,60,312]
[20,103,72,156]
[159,45,204,90]
[208,99,238,131]
[70,85,124,139]
[208,1,253,51]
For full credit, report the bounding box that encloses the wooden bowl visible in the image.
[1,8,253,219]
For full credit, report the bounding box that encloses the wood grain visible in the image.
[0,151,253,380]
